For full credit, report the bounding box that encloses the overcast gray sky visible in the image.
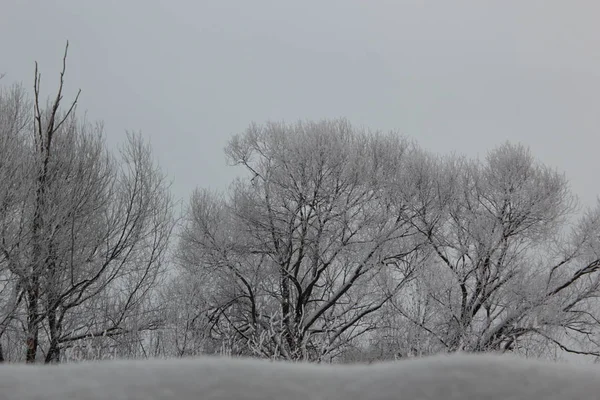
[1,1,599,206]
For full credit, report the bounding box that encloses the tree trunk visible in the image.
[25,280,39,363]
[45,306,60,363]
[280,266,295,358]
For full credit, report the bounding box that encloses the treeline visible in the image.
[0,48,599,363]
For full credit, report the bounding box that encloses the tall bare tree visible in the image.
[0,44,175,363]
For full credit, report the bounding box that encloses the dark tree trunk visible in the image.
[45,307,60,364]
[25,280,39,363]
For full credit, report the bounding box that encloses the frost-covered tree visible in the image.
[388,143,600,359]
[175,119,427,361]
[0,44,174,363]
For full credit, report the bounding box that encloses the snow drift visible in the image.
[1,353,599,399]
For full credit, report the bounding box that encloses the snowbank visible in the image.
[0,353,599,399]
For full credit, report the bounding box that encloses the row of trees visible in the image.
[0,48,599,363]
[168,121,600,362]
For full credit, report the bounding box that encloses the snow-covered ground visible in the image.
[1,353,599,399]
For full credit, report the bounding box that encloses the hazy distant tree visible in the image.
[153,272,216,357]
[176,120,427,361]
[0,44,174,363]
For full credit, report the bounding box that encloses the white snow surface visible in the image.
[1,353,599,399]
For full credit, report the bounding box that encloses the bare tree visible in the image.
[0,44,175,363]
[390,142,600,359]
[176,119,426,361]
